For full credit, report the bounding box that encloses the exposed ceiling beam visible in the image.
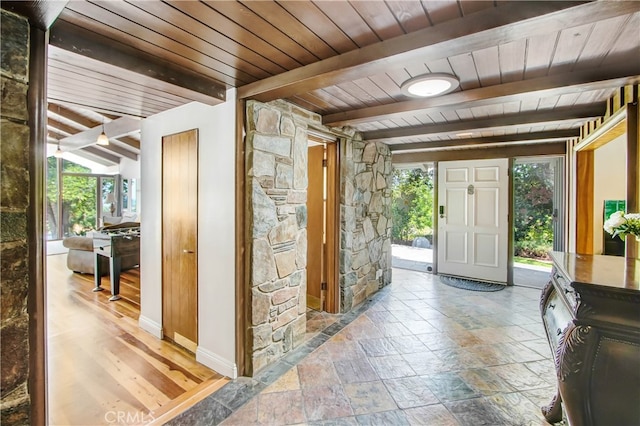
[60,116,141,150]
[48,102,98,129]
[48,117,80,136]
[363,106,603,143]
[49,20,226,106]
[48,117,138,160]
[80,146,120,164]
[389,130,579,153]
[94,144,137,161]
[117,136,140,150]
[392,142,566,164]
[48,102,140,153]
[324,65,640,127]
[68,149,115,167]
[1,1,68,30]
[237,1,639,102]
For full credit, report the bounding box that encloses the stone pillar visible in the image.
[245,101,311,373]
[1,9,32,425]
[339,139,393,312]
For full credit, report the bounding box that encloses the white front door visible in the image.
[437,159,509,283]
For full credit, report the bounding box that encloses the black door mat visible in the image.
[439,274,505,292]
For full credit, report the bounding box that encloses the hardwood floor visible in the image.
[46,253,229,426]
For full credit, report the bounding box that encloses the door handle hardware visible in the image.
[439,205,445,218]
[556,328,562,336]
[549,303,555,310]
[183,249,195,253]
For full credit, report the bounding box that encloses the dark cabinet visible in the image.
[540,252,640,425]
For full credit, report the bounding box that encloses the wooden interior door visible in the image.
[162,129,198,352]
[307,144,324,310]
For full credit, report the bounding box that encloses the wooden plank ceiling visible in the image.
[43,0,640,164]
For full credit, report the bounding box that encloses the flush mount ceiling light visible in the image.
[401,73,460,97]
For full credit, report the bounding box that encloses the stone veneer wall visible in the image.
[339,139,393,311]
[0,9,32,425]
[245,100,314,373]
[245,100,393,373]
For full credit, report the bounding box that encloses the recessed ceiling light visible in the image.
[401,73,460,97]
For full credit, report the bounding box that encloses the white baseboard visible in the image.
[138,315,162,338]
[196,347,237,379]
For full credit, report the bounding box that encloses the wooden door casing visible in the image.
[162,129,198,350]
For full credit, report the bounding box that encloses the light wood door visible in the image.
[307,144,324,310]
[437,158,509,283]
[162,129,198,351]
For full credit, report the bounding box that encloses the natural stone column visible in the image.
[245,101,315,373]
[339,139,393,311]
[1,9,32,425]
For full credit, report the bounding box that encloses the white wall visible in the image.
[593,134,627,254]
[119,156,140,179]
[139,91,237,378]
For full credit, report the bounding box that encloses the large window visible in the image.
[46,157,120,240]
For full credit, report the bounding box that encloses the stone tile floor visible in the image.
[169,268,560,425]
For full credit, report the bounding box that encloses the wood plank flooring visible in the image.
[46,253,229,426]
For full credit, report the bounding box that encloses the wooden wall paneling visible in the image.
[575,150,594,254]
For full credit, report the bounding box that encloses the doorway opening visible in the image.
[390,165,435,273]
[306,137,339,316]
[512,157,563,288]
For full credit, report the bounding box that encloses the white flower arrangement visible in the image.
[604,211,640,241]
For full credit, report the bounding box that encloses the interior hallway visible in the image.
[168,268,558,425]
[45,253,229,425]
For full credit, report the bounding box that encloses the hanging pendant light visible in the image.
[53,104,65,157]
[96,121,109,145]
[54,141,63,158]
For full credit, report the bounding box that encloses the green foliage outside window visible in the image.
[513,162,554,259]
[47,158,99,237]
[391,168,434,243]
